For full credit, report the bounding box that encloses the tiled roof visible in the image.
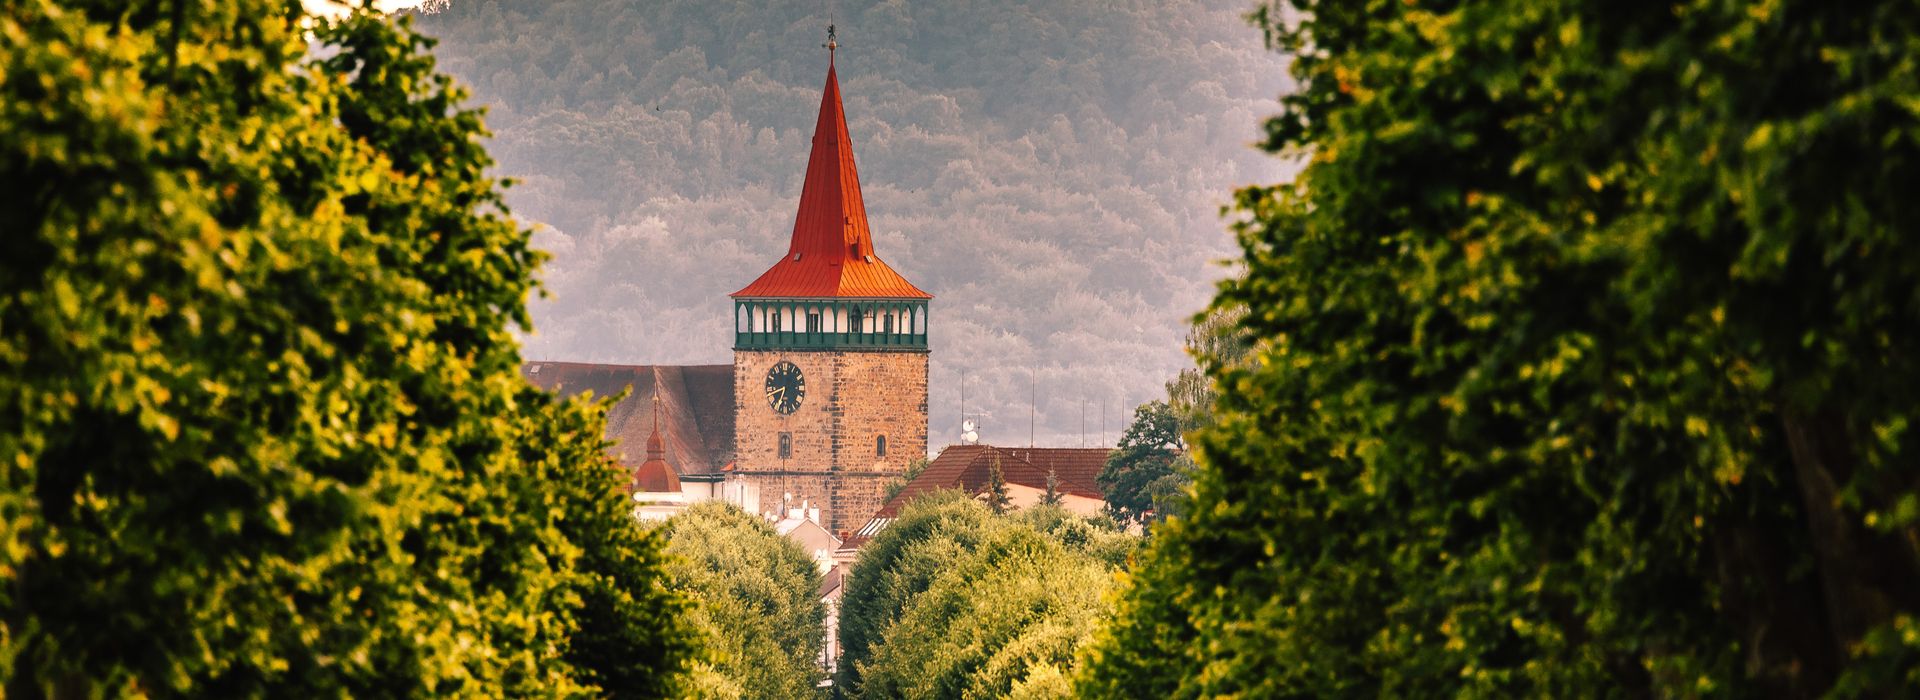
[838,445,1112,549]
[732,63,930,300]
[862,443,1112,523]
[1009,447,1110,499]
[522,362,735,475]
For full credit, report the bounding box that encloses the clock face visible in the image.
[765,361,805,415]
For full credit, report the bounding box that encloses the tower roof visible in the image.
[732,57,931,300]
[630,395,682,494]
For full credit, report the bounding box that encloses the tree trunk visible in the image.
[1710,517,1837,696]
[1777,407,1920,686]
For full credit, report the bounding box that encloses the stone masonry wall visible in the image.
[828,351,928,532]
[735,350,839,473]
[734,348,929,532]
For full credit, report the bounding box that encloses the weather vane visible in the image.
[823,23,838,61]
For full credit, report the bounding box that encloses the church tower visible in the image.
[730,30,931,533]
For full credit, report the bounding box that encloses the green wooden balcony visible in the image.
[733,330,929,351]
[732,298,929,352]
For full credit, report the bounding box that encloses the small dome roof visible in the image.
[629,396,681,493]
[631,455,681,493]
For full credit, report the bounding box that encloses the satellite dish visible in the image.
[962,419,979,445]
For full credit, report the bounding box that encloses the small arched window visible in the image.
[876,435,888,457]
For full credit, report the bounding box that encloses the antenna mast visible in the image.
[1029,369,1036,449]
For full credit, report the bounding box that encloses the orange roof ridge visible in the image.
[732,61,931,299]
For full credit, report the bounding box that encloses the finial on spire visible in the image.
[823,23,837,65]
[645,393,666,460]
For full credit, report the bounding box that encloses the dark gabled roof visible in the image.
[818,565,844,598]
[522,362,735,475]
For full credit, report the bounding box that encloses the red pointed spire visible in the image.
[733,41,931,300]
[792,63,868,262]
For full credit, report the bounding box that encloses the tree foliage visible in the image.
[1041,468,1064,507]
[1082,0,1920,696]
[654,501,826,700]
[1164,304,1251,435]
[0,1,696,694]
[984,453,1012,515]
[836,492,1123,699]
[1095,400,1187,527]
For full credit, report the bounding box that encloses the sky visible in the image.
[404,0,1297,451]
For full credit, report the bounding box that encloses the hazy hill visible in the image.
[412,0,1292,448]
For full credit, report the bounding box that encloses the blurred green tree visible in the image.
[0,1,697,694]
[655,501,826,700]
[1164,304,1250,434]
[1080,0,1920,696]
[838,493,1119,700]
[836,492,999,695]
[1095,401,1187,527]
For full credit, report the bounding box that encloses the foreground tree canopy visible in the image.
[1082,0,1920,697]
[654,502,826,700]
[0,1,696,694]
[837,492,1130,699]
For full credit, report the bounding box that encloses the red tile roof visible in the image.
[522,362,735,475]
[840,445,1112,547]
[732,63,930,300]
[904,445,1109,511]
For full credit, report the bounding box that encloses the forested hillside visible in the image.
[410,0,1290,447]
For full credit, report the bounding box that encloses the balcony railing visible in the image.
[734,330,928,351]
[733,298,929,352]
